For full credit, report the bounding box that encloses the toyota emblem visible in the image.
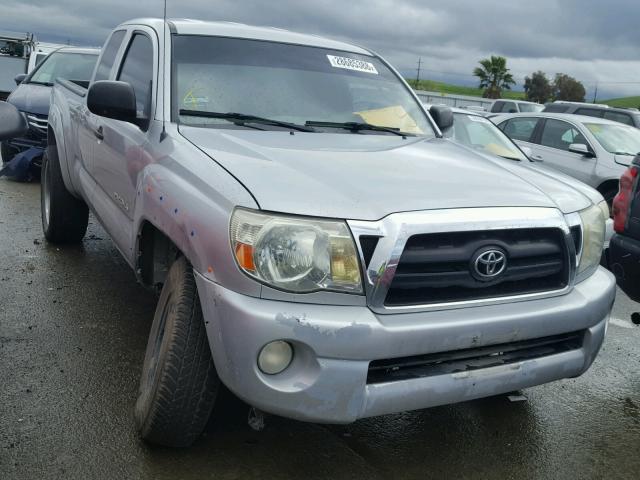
[472,248,507,280]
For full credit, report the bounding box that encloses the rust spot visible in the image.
[207,266,213,273]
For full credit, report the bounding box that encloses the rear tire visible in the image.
[41,145,89,243]
[135,256,220,447]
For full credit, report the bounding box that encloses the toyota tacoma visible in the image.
[0,18,615,447]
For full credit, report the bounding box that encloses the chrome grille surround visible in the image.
[348,207,581,315]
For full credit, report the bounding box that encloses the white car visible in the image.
[491,112,640,207]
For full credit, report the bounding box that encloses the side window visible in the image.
[603,111,634,126]
[575,108,604,118]
[502,102,518,113]
[543,104,569,113]
[502,118,538,142]
[540,119,587,151]
[94,30,126,81]
[491,101,504,113]
[117,33,154,129]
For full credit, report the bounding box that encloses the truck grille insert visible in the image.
[385,228,568,306]
[367,331,584,384]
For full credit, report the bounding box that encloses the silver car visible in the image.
[492,112,640,206]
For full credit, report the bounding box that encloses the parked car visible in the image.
[442,108,614,255]
[491,112,640,208]
[609,155,640,301]
[1,46,99,170]
[543,101,640,128]
[489,99,543,114]
[0,18,614,448]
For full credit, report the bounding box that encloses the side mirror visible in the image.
[0,101,28,141]
[87,80,137,124]
[569,143,593,157]
[429,105,454,132]
[14,74,27,85]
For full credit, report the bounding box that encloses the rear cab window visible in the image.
[94,30,126,81]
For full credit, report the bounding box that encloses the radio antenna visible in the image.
[160,0,168,141]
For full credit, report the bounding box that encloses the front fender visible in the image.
[48,103,80,197]
[131,163,262,298]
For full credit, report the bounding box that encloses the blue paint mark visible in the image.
[159,195,164,201]
[190,230,195,237]
[174,208,178,214]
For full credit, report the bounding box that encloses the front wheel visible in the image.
[135,256,220,447]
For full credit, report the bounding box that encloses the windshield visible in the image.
[584,122,640,155]
[172,35,434,136]
[519,103,544,113]
[446,113,527,161]
[28,52,98,85]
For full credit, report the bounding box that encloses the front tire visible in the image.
[135,256,220,447]
[41,145,89,243]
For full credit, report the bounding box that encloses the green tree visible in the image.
[473,56,516,99]
[552,73,586,102]
[524,71,552,103]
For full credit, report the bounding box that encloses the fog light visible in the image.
[258,341,293,375]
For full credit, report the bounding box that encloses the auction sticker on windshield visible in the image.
[327,55,378,74]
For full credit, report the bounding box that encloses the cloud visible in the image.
[2,0,640,99]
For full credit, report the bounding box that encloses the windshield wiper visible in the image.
[498,155,522,161]
[27,81,54,87]
[179,109,315,132]
[305,120,410,137]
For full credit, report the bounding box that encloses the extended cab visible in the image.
[0,19,615,447]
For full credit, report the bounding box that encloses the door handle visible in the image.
[93,126,104,141]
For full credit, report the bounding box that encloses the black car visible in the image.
[543,101,640,128]
[1,46,99,171]
[609,155,640,300]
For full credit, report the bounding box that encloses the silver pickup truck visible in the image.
[0,18,615,447]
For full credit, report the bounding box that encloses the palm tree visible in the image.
[473,56,515,99]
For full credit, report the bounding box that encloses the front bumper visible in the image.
[196,267,615,423]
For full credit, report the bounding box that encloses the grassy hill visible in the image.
[407,79,526,100]
[599,96,640,109]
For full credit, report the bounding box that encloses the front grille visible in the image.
[385,228,568,306]
[25,113,48,142]
[367,330,584,384]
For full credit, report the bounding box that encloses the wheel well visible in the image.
[597,179,619,197]
[137,222,180,291]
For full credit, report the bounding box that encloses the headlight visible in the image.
[230,209,363,294]
[577,201,607,278]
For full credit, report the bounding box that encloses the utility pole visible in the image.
[416,57,422,87]
[593,82,598,103]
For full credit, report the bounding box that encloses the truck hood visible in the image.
[7,83,51,116]
[180,127,590,220]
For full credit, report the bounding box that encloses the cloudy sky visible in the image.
[2,0,640,99]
